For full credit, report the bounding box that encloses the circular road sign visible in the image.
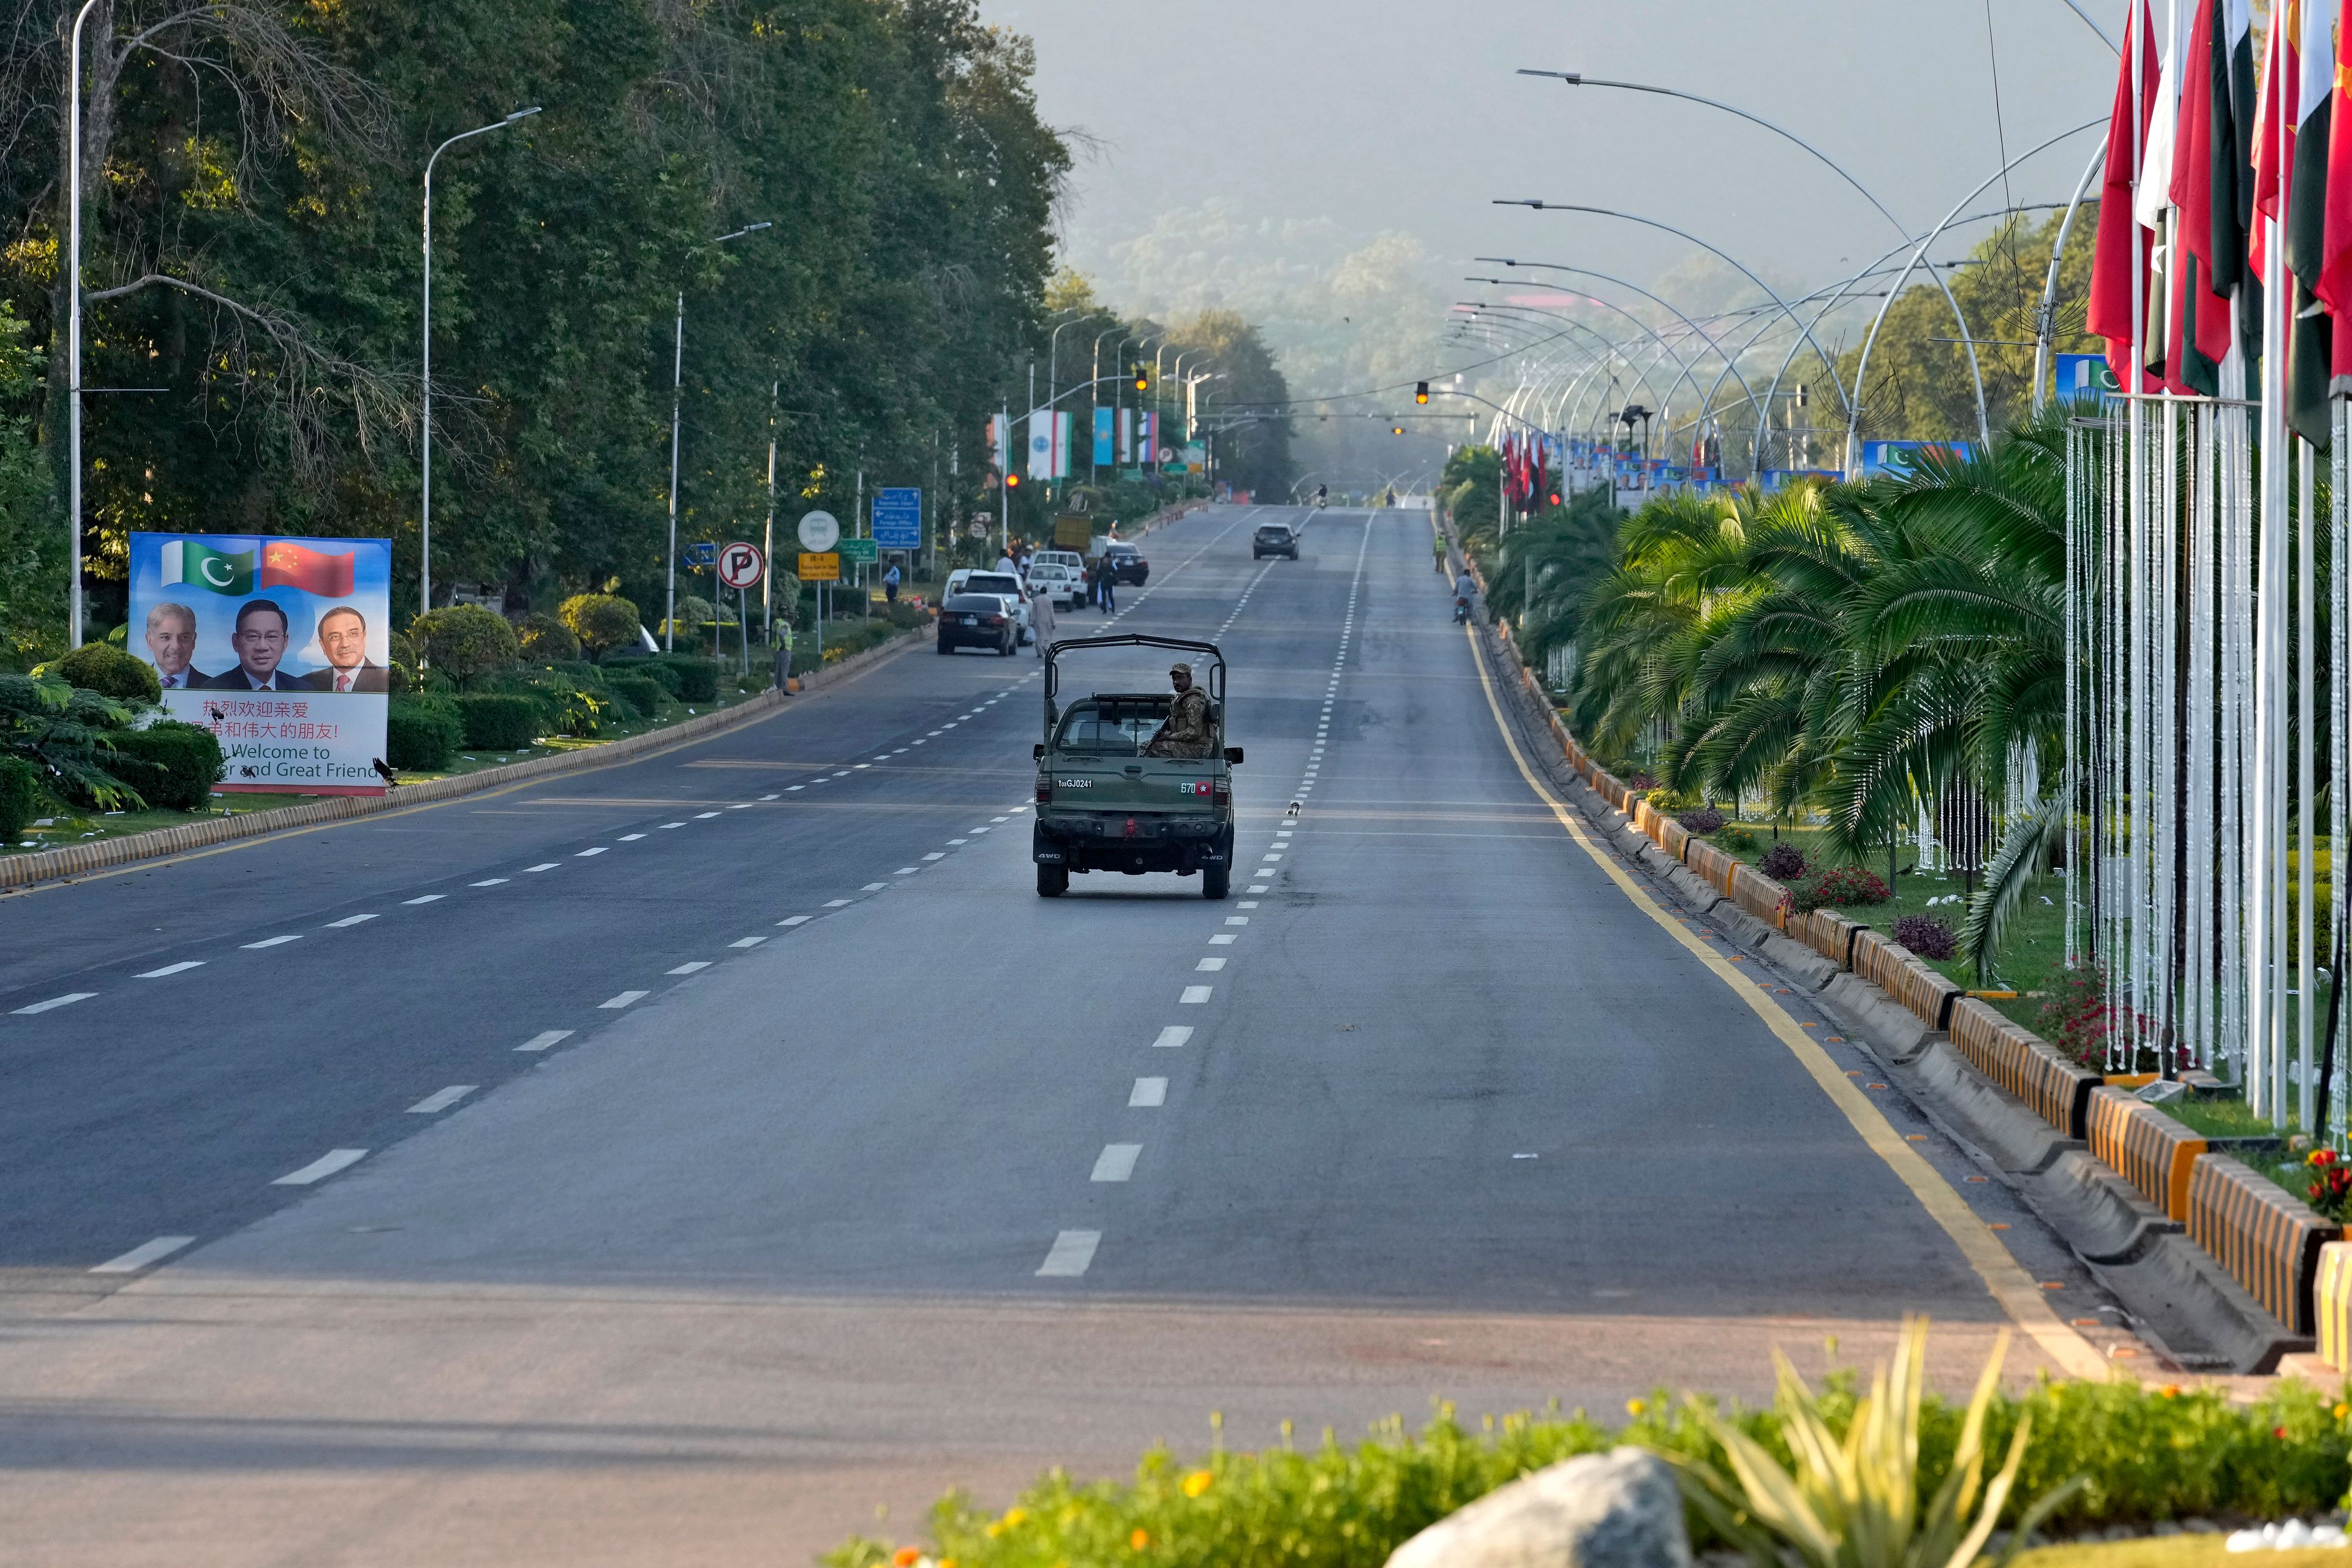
[1156,445,1175,462]
[717,541,765,589]
[796,510,841,552]
[967,520,989,539]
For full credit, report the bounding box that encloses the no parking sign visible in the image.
[717,541,765,589]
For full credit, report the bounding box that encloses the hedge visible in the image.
[602,674,666,720]
[454,694,543,752]
[827,1378,2352,1568]
[605,656,683,697]
[0,755,40,842]
[386,698,461,771]
[107,722,224,810]
[654,654,719,702]
[55,642,162,704]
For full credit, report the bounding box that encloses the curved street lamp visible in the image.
[664,221,772,649]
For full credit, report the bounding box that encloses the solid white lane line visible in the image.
[91,1235,196,1274]
[241,935,301,949]
[1153,1025,1193,1049]
[825,899,853,907]
[778,916,814,927]
[1130,1077,1168,1107]
[472,878,510,887]
[403,894,446,905]
[694,812,722,820]
[273,1148,367,1186]
[1036,1229,1100,1277]
[1208,933,1237,945]
[1196,957,1226,971]
[137,961,205,978]
[524,863,559,873]
[576,847,608,858]
[922,852,945,860]
[516,1030,573,1052]
[729,936,767,949]
[1180,985,1213,1005]
[1091,1144,1142,1182]
[325,914,377,928]
[407,1085,476,1114]
[10,992,96,1014]
[599,990,650,1009]
[667,962,711,975]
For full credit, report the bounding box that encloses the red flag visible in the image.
[2316,0,2352,316]
[258,540,356,598]
[2090,0,2163,391]
[2253,1,2299,277]
[2169,0,2239,367]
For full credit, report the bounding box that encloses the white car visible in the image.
[1026,561,1083,609]
[945,568,1033,643]
[1032,549,1085,578]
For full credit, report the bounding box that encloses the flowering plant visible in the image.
[1758,842,1806,881]
[1787,864,1891,914]
[2308,1149,2352,1222]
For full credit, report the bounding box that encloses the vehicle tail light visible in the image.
[984,614,1005,626]
[1036,778,1051,802]
[1213,784,1231,807]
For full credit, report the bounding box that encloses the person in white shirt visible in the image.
[1029,580,1055,657]
[142,601,209,689]
[995,552,1017,577]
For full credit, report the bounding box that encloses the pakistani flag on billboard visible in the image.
[160,538,255,595]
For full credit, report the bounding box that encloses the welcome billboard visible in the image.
[126,532,394,796]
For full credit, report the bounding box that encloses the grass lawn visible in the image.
[2017,1534,2342,1566]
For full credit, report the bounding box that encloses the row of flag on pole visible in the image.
[1501,431,1552,507]
[2088,0,2352,440]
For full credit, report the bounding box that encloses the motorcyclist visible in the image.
[1454,568,1476,622]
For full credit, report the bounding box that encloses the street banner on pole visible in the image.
[871,486,922,549]
[1093,406,1114,466]
[1054,411,1072,478]
[1027,412,1054,480]
[1118,407,1133,464]
[130,531,392,795]
[990,414,1010,473]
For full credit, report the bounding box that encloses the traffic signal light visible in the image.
[1548,492,1561,507]
[1415,381,1430,404]
[1006,473,1021,488]
[1133,366,1149,392]
[1391,425,1404,435]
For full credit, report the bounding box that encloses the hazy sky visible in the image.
[982,0,2119,322]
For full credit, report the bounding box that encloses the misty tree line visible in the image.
[0,0,1078,662]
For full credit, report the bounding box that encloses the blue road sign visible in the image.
[684,541,718,567]
[872,487,922,549]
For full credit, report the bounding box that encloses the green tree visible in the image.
[0,302,59,668]
[409,603,518,684]
[557,592,639,657]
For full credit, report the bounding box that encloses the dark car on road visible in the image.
[1251,522,1298,560]
[935,594,1018,656]
[1104,543,1149,585]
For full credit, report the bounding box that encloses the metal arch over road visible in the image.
[0,505,2119,1562]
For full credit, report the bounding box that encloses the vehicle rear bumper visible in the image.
[1033,814,1230,873]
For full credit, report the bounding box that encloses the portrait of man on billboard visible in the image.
[196,599,302,691]
[141,601,211,690]
[297,606,388,693]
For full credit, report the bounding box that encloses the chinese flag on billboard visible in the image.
[258,540,356,597]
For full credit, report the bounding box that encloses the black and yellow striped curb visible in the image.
[2190,1156,2339,1335]
[0,623,928,893]
[1948,995,2100,1139]
[2087,1085,2208,1220]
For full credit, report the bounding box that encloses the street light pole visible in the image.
[422,106,540,622]
[65,0,102,647]
[664,221,771,651]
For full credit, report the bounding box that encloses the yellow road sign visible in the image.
[798,551,840,582]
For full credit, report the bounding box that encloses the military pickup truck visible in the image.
[1031,634,1242,899]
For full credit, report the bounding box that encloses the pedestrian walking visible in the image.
[1099,559,1117,613]
[883,563,900,605]
[1029,582,1055,656]
[995,548,1017,577]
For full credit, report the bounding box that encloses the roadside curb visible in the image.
[1448,545,2334,1376]
[0,622,930,894]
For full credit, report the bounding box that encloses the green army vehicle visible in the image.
[1031,633,1243,899]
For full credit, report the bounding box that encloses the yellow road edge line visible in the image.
[1463,624,2108,1381]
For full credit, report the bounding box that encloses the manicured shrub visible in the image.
[55,641,161,704]
[107,722,224,809]
[559,592,641,657]
[1759,841,1807,881]
[515,613,580,663]
[1789,864,1891,914]
[1717,824,1757,851]
[552,687,612,737]
[0,755,40,842]
[605,655,683,696]
[455,694,543,751]
[1891,912,1959,960]
[409,605,519,685]
[655,654,719,703]
[1676,807,1725,834]
[602,674,666,720]
[385,697,461,771]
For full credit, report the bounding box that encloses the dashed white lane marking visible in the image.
[667,962,711,975]
[576,847,608,857]
[761,794,779,801]
[894,867,919,876]
[617,834,647,843]
[1036,1230,1100,1277]
[598,990,650,1009]
[1226,916,1251,925]
[824,899,853,908]
[1129,1077,1168,1107]
[694,812,722,820]
[1179,985,1213,1005]
[658,821,687,828]
[853,764,872,771]
[728,803,754,810]
[863,881,890,891]
[729,936,767,949]
[325,913,378,928]
[991,816,1009,823]
[91,1235,195,1274]
[922,852,945,861]
[1238,900,1261,908]
[1153,1025,1193,1049]
[524,863,559,873]
[273,1148,367,1186]
[1208,933,1237,945]
[516,1030,573,1052]
[1261,854,1281,863]
[471,878,509,888]
[911,739,927,745]
[9,991,95,1015]
[786,785,805,791]
[137,961,205,978]
[403,894,445,905]
[928,729,944,736]
[948,839,968,845]
[1196,957,1226,971]
[777,916,814,927]
[241,935,301,949]
[407,1085,476,1114]
[1249,884,1270,893]
[1091,1144,1142,1182]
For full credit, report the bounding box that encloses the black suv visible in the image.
[936,594,1017,656]
[1104,543,1150,584]
[1252,522,1298,559]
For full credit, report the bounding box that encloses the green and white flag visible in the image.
[159,538,254,595]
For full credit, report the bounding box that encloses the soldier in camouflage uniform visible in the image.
[1144,662,1215,758]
